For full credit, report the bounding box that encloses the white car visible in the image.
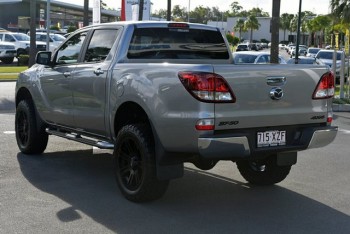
[315,49,346,82]
[306,47,321,58]
[0,31,46,56]
[233,51,287,64]
[0,41,16,64]
[35,32,66,51]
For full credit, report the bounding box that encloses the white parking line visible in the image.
[3,131,15,134]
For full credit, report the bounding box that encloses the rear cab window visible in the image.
[127,24,229,60]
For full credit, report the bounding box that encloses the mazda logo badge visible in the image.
[270,87,283,100]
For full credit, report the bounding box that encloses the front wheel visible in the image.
[236,155,291,185]
[1,57,14,64]
[15,100,48,154]
[114,124,169,202]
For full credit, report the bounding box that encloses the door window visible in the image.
[56,32,87,64]
[84,29,119,62]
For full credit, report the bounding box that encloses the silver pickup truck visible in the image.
[15,22,337,202]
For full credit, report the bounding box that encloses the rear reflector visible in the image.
[313,72,335,99]
[195,119,215,131]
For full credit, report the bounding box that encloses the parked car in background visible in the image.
[0,41,16,64]
[290,45,308,56]
[306,47,321,57]
[0,31,46,56]
[236,44,250,51]
[287,56,325,65]
[316,49,347,83]
[35,32,66,51]
[233,51,287,64]
[278,43,287,50]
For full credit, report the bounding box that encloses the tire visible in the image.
[236,155,291,185]
[114,124,169,202]
[17,49,27,57]
[15,100,48,154]
[1,57,14,64]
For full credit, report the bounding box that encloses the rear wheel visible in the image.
[15,100,48,154]
[114,124,169,202]
[1,57,14,64]
[236,155,291,185]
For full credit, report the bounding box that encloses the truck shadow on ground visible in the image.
[17,150,350,234]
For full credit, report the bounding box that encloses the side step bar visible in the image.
[46,128,114,149]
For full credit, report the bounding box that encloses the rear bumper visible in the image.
[198,125,338,159]
[307,127,338,149]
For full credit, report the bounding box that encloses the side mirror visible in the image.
[36,51,52,66]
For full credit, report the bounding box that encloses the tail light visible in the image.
[178,71,236,103]
[312,72,335,99]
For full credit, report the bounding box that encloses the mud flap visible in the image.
[276,152,297,166]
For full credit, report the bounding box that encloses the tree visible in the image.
[280,13,294,42]
[331,0,350,23]
[234,18,246,40]
[270,0,281,64]
[172,5,186,21]
[191,6,211,24]
[153,9,168,19]
[248,7,269,17]
[310,15,332,47]
[244,15,260,42]
[29,0,37,67]
[230,1,243,16]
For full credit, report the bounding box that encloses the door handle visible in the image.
[63,71,71,77]
[266,76,286,86]
[94,68,104,76]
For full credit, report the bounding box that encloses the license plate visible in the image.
[257,130,286,147]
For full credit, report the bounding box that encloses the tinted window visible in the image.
[233,54,257,64]
[13,33,30,41]
[56,32,87,64]
[5,34,14,42]
[317,51,341,60]
[128,27,229,59]
[84,29,119,62]
[308,48,320,53]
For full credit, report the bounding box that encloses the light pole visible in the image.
[295,0,302,63]
[188,0,190,22]
[46,0,50,51]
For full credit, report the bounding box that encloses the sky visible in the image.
[59,0,331,16]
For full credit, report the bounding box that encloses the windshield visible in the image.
[317,51,341,60]
[51,34,65,41]
[308,48,320,54]
[233,54,257,64]
[13,33,30,41]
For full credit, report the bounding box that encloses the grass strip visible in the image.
[0,66,27,73]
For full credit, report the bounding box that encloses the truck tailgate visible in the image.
[213,64,331,130]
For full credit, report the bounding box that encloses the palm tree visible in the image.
[244,15,260,43]
[331,0,350,23]
[280,13,294,42]
[234,18,246,41]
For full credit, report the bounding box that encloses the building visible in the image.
[0,0,120,32]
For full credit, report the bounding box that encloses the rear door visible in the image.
[213,64,330,130]
[71,28,120,136]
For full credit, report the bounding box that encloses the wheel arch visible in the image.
[113,101,184,180]
[113,101,153,139]
[16,87,33,107]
